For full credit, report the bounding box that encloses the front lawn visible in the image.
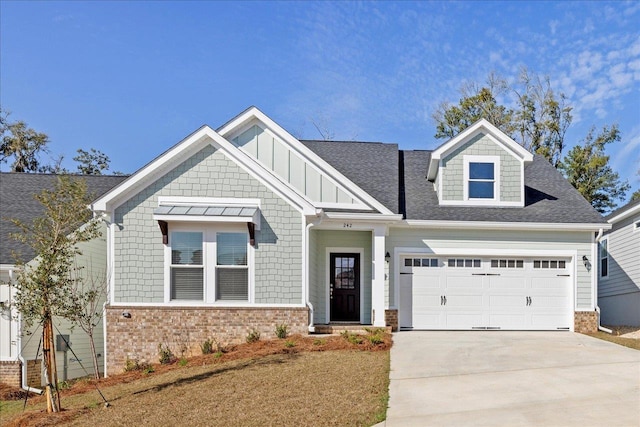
[2,333,391,427]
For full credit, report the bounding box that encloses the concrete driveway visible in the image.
[384,331,640,426]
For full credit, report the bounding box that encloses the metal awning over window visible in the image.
[154,205,258,219]
[153,204,260,246]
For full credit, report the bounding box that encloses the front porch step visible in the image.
[312,324,392,335]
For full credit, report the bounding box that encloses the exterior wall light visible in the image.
[582,255,591,272]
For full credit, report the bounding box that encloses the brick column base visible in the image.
[26,359,42,387]
[385,309,398,332]
[0,361,22,388]
[574,311,598,334]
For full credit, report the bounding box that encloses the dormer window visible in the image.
[469,162,495,199]
[464,155,500,202]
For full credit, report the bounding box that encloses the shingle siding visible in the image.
[113,145,302,304]
[441,133,521,202]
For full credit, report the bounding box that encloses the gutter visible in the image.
[305,211,324,333]
[593,228,612,334]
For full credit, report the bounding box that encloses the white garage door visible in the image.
[399,256,572,330]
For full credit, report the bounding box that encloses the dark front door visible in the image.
[330,253,360,322]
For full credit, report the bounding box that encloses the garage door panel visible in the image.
[400,256,572,331]
[413,313,442,328]
[490,294,527,308]
[445,275,483,289]
[489,276,526,289]
[445,313,484,328]
[529,295,570,309]
[531,277,566,289]
[413,293,441,308]
[446,294,484,308]
[489,314,526,328]
[531,314,570,329]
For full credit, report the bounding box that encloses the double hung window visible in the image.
[468,162,495,199]
[168,227,250,302]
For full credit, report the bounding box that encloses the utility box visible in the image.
[56,334,70,352]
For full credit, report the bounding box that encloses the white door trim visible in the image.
[326,247,365,324]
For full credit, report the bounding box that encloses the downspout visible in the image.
[9,268,44,394]
[305,210,324,333]
[10,266,43,394]
[594,228,612,334]
[17,315,43,394]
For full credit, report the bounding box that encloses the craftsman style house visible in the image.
[90,107,608,374]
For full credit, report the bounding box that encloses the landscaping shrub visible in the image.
[275,323,289,339]
[158,343,176,364]
[246,329,261,343]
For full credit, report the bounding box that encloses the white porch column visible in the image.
[371,225,387,327]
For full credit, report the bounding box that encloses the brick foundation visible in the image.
[574,311,598,334]
[385,309,398,332]
[0,359,41,388]
[0,361,21,388]
[106,305,309,375]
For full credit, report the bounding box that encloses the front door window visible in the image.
[330,253,360,321]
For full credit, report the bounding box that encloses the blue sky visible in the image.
[1,1,639,199]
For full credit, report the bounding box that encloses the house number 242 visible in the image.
[343,223,353,228]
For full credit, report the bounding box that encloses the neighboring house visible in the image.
[0,173,126,389]
[598,199,640,326]
[90,107,610,376]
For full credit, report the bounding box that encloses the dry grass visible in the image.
[586,325,640,351]
[2,333,391,427]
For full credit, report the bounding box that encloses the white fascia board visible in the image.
[607,203,640,224]
[91,127,213,211]
[393,246,577,257]
[427,118,533,180]
[323,212,404,222]
[217,107,394,215]
[92,124,317,216]
[315,202,373,210]
[400,220,611,231]
[438,200,524,207]
[0,264,17,271]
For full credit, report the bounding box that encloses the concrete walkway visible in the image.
[383,331,640,426]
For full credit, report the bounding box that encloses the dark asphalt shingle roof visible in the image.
[0,173,128,265]
[402,150,606,223]
[605,197,640,221]
[300,140,606,224]
[301,140,400,214]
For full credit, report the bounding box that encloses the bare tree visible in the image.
[67,258,108,380]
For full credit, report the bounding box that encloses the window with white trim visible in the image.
[463,155,500,202]
[167,225,251,302]
[468,162,495,199]
[599,239,608,277]
[216,233,248,300]
[171,232,204,300]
